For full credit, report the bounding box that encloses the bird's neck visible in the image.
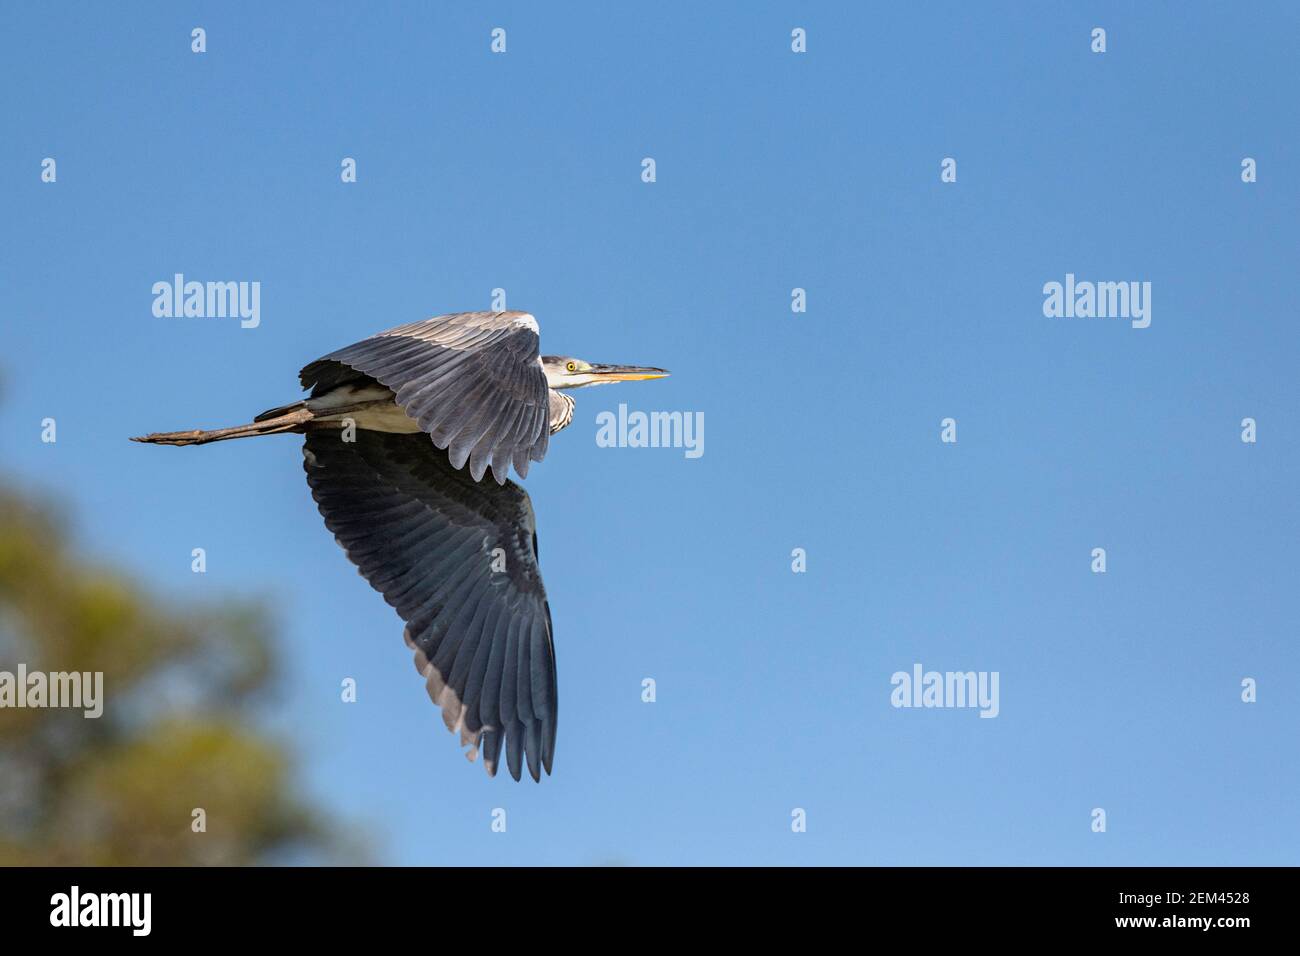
[548,390,575,435]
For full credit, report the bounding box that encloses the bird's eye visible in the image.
[566,362,577,372]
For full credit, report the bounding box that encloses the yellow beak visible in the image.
[588,364,670,382]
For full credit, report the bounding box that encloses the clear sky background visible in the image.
[2,2,1297,865]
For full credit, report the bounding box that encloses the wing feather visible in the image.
[300,311,550,483]
[303,429,557,781]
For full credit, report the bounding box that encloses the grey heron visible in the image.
[132,311,668,781]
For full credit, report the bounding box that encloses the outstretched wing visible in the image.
[303,429,558,782]
[299,311,551,484]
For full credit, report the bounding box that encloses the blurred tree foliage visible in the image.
[0,484,343,865]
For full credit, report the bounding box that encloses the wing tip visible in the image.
[317,440,554,784]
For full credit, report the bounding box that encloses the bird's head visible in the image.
[541,356,669,390]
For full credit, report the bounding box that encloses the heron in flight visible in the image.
[133,311,668,782]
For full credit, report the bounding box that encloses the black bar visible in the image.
[0,866,1279,939]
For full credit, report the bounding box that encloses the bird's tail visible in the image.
[130,403,313,446]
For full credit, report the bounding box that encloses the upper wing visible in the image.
[299,311,551,484]
[303,429,558,782]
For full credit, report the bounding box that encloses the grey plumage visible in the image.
[300,311,551,484]
[304,430,556,780]
[132,309,667,783]
[548,390,576,434]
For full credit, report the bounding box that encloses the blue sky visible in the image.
[2,2,1297,865]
